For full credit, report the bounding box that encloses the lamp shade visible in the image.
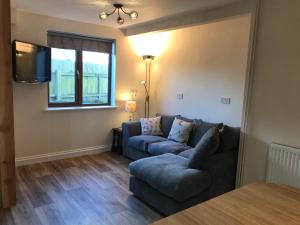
[125,100,136,113]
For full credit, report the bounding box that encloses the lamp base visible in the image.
[129,112,135,121]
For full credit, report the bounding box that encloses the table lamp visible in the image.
[125,100,137,121]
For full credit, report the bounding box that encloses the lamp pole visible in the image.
[142,55,154,118]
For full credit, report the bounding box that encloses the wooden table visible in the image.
[151,182,300,225]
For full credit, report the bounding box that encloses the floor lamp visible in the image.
[140,55,155,118]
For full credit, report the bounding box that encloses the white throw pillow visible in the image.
[168,118,193,143]
[140,116,163,135]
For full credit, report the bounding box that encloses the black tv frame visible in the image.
[12,40,51,84]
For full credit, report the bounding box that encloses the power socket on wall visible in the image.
[177,93,184,100]
[221,97,231,104]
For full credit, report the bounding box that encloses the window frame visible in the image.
[48,49,113,108]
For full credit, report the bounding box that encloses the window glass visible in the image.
[49,48,76,104]
[82,51,110,105]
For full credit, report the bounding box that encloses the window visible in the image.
[47,31,114,107]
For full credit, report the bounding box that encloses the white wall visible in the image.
[12,11,144,158]
[243,0,300,183]
[153,15,251,127]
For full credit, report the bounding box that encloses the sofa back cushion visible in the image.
[176,115,194,123]
[218,125,240,153]
[188,127,220,169]
[188,119,223,147]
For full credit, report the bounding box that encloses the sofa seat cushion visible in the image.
[128,135,167,152]
[148,140,191,156]
[178,148,195,159]
[129,153,211,202]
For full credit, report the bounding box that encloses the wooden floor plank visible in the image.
[35,204,66,225]
[0,152,162,225]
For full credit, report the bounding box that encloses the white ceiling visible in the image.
[11,0,239,28]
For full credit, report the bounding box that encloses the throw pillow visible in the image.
[187,119,223,147]
[168,118,193,143]
[140,116,163,135]
[188,127,220,169]
[156,113,180,137]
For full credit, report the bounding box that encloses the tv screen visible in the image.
[12,40,51,83]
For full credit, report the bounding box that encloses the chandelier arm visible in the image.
[120,7,130,16]
[106,8,116,16]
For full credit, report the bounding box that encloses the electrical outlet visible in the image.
[177,93,184,100]
[221,97,231,104]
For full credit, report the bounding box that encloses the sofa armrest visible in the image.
[207,150,238,197]
[122,121,142,158]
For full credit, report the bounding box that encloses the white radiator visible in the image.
[266,143,300,188]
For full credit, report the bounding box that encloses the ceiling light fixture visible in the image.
[99,3,138,25]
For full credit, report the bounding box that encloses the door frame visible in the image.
[0,0,16,208]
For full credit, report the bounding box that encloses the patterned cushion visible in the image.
[140,116,163,135]
[168,118,193,143]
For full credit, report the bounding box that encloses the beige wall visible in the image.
[243,0,300,183]
[153,15,251,127]
[12,11,252,159]
[12,0,300,185]
[12,11,145,158]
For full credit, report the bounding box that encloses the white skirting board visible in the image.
[15,145,110,167]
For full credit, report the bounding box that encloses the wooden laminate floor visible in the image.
[0,152,162,225]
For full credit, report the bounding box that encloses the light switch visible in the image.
[177,93,184,100]
[221,97,231,104]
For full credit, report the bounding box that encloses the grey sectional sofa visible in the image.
[122,115,240,215]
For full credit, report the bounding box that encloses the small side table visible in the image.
[111,127,123,154]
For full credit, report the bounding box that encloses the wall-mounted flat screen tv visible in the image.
[12,40,51,83]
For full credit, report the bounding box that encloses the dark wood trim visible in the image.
[107,50,113,106]
[0,0,16,208]
[77,51,82,105]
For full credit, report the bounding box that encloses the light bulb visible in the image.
[140,80,146,84]
[117,17,124,25]
[99,12,108,20]
[129,11,138,19]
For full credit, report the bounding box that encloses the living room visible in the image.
[1,0,300,224]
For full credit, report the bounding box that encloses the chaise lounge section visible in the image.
[122,115,240,215]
